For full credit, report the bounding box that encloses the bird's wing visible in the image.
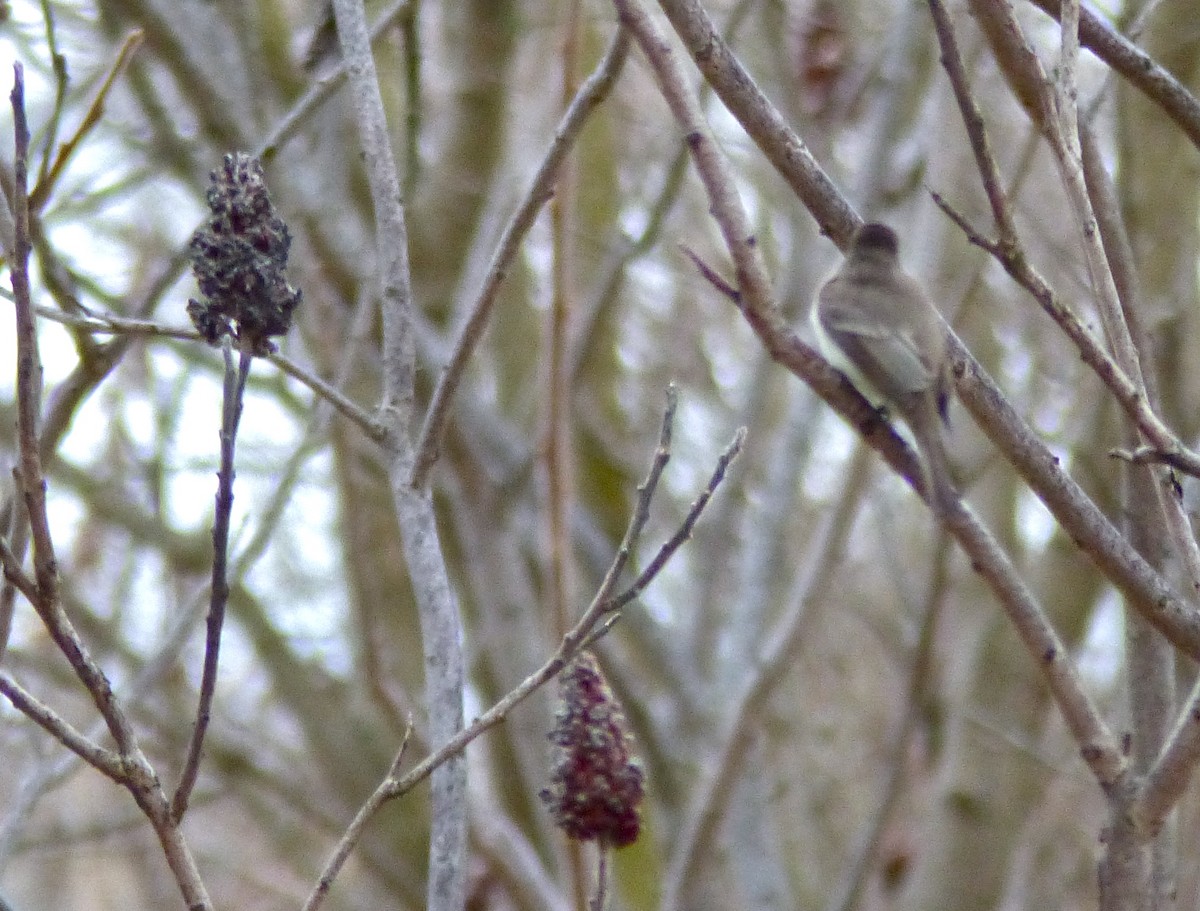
[816,278,935,396]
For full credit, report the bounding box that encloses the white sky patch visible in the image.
[1014,485,1056,551]
[33,317,81,386]
[801,410,859,502]
[44,486,84,553]
[1077,589,1124,692]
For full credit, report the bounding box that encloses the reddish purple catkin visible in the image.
[540,653,644,848]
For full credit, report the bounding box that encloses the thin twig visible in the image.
[606,427,745,613]
[9,64,55,607]
[390,412,735,794]
[302,721,415,911]
[590,845,610,911]
[378,401,741,804]
[0,536,39,607]
[1026,0,1200,151]
[8,64,145,759]
[304,389,739,905]
[28,29,145,212]
[595,385,676,603]
[1111,446,1199,471]
[626,0,1127,788]
[171,341,252,822]
[0,301,384,443]
[270,351,385,441]
[12,302,199,340]
[950,1,1200,480]
[615,0,778,333]
[0,407,339,868]
[574,0,772,369]
[925,0,1018,249]
[410,27,631,487]
[0,671,126,781]
[258,0,414,161]
[933,192,1200,482]
[1134,674,1200,837]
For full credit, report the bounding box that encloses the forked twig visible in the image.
[302,387,744,910]
[301,720,415,911]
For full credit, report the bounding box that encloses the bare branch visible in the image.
[10,64,56,611]
[302,722,415,911]
[1134,677,1200,838]
[606,426,745,613]
[382,398,740,801]
[1027,0,1200,151]
[0,300,384,442]
[8,63,146,761]
[259,0,414,161]
[28,29,145,212]
[0,670,126,782]
[925,0,1019,248]
[622,0,1126,788]
[411,27,631,487]
[0,535,39,608]
[654,0,858,244]
[331,2,466,909]
[171,341,252,822]
[302,388,738,904]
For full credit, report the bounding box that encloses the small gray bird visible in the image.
[812,222,957,516]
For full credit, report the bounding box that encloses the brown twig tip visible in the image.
[188,152,301,356]
[540,652,645,848]
[680,244,740,304]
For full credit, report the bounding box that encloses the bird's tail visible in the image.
[908,396,958,519]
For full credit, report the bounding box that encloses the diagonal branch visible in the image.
[411,27,631,487]
[620,0,1127,789]
[303,387,742,910]
[1026,0,1200,151]
[0,671,127,783]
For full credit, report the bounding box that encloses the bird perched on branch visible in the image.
[812,222,958,516]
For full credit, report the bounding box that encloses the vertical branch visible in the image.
[171,342,252,821]
[9,65,57,603]
[330,2,467,910]
[331,0,416,425]
[548,7,586,909]
[7,65,142,759]
[9,68,214,910]
[589,845,610,911]
[547,1,581,650]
